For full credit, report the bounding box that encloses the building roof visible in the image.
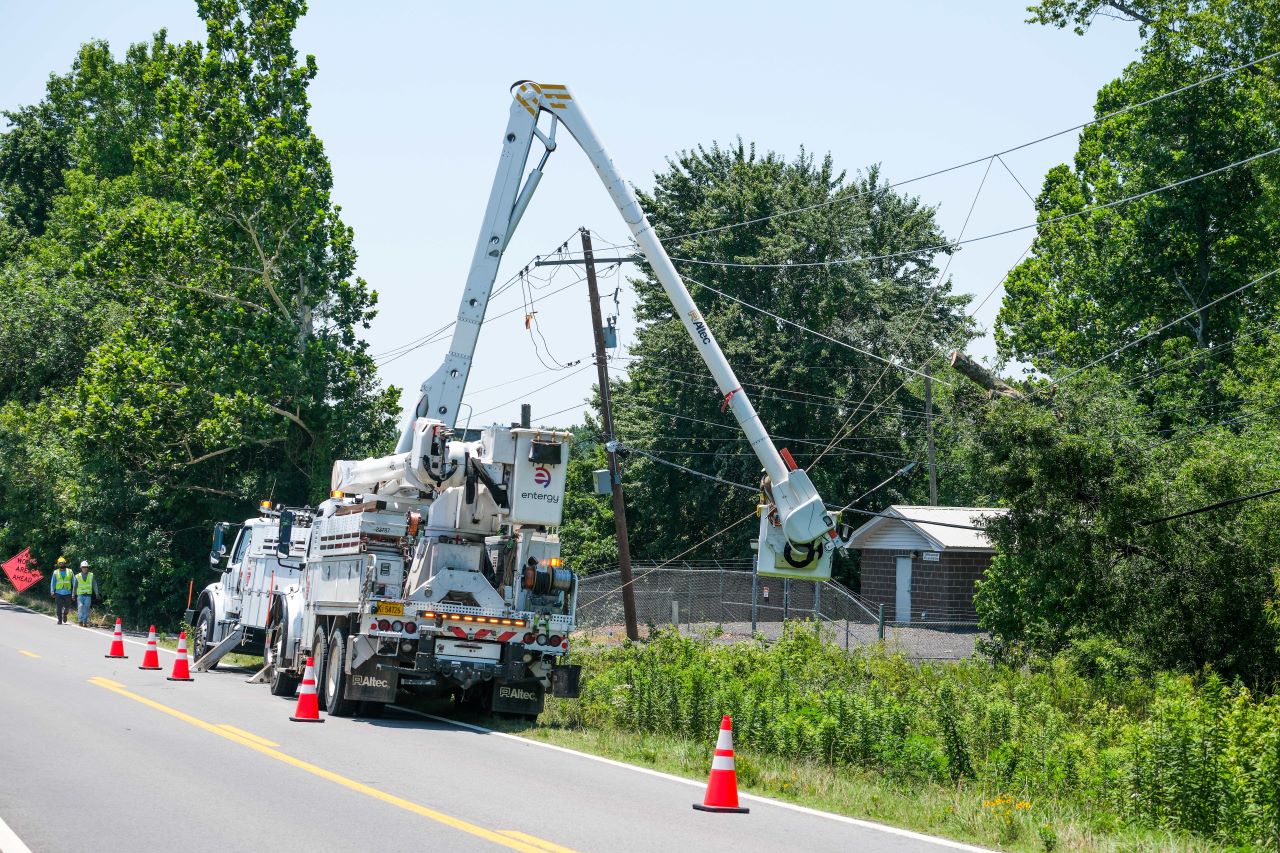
[843,505,1007,552]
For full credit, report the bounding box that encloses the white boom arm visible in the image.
[381,81,836,576]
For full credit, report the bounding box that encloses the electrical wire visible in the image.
[1140,485,1280,526]
[575,511,760,612]
[679,272,953,385]
[615,402,918,462]
[609,365,936,419]
[655,49,1280,246]
[804,153,997,469]
[1037,265,1280,393]
[468,364,593,419]
[666,144,1280,270]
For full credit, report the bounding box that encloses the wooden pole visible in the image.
[925,366,938,506]
[582,229,639,641]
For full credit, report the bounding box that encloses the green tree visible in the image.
[557,424,618,574]
[999,0,1280,413]
[964,366,1280,682]
[611,142,973,581]
[0,1,397,624]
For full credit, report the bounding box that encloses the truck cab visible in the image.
[189,503,312,665]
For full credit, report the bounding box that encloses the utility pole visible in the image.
[581,229,639,641]
[925,365,938,506]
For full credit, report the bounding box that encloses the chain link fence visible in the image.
[575,562,984,660]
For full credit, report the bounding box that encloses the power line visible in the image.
[1141,485,1280,527]
[610,365,937,419]
[1040,265,1280,392]
[806,152,999,469]
[575,511,760,612]
[468,364,593,419]
[654,49,1280,246]
[372,229,587,367]
[614,403,919,462]
[630,442,921,463]
[464,360,590,397]
[679,272,953,385]
[666,144,1280,270]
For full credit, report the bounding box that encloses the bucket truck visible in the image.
[193,80,837,718]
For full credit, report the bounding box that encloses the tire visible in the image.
[193,605,217,669]
[311,625,329,707]
[324,626,358,718]
[266,606,298,698]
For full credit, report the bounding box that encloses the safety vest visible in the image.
[74,572,95,596]
[53,569,73,593]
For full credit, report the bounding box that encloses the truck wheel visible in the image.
[324,625,358,718]
[266,619,298,698]
[311,626,329,707]
[194,606,217,669]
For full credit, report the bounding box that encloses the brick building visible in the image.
[845,505,1006,623]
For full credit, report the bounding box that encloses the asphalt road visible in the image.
[0,601,989,853]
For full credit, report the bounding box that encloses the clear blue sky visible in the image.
[1,1,1139,429]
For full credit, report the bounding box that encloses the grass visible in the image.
[471,625,1275,852]
[0,589,261,667]
[476,714,1226,853]
[1,587,113,627]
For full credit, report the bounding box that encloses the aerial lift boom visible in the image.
[366,81,837,579]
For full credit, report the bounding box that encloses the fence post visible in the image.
[671,599,679,630]
[814,580,822,617]
[719,570,725,624]
[845,615,850,651]
[783,578,790,621]
[751,563,759,635]
[877,603,885,641]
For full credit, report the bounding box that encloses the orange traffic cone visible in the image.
[138,625,163,670]
[693,715,749,813]
[289,657,324,723]
[167,631,194,682]
[104,617,128,659]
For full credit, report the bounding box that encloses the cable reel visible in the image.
[521,558,573,595]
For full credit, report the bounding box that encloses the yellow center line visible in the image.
[217,724,278,747]
[87,678,577,853]
[498,830,581,853]
[19,650,40,658]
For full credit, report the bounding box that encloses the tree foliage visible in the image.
[0,0,396,624]
[604,144,973,581]
[1000,0,1280,408]
[965,1,1280,682]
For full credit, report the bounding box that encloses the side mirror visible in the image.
[277,510,294,557]
[210,523,226,569]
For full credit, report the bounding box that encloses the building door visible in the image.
[895,555,912,623]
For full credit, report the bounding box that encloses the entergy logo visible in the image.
[533,465,552,488]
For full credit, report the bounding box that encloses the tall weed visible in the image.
[555,625,1280,847]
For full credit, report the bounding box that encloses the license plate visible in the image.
[375,601,404,616]
[435,639,501,661]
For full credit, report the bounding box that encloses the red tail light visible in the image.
[548,635,562,646]
[522,632,535,644]
[404,622,417,634]
[377,619,391,632]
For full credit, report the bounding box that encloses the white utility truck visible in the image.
[191,81,838,718]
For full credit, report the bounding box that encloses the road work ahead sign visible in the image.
[2,548,42,593]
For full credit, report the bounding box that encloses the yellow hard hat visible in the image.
[57,556,67,565]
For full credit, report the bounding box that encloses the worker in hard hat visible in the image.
[50,557,74,625]
[73,560,98,627]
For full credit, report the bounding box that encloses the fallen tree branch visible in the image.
[948,351,1025,400]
